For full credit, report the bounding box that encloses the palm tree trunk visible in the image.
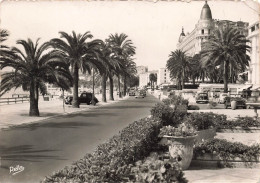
[123,74,127,96]
[118,74,122,98]
[202,72,205,83]
[181,69,185,90]
[223,60,229,93]
[192,77,195,85]
[29,79,40,116]
[101,73,107,102]
[72,65,79,108]
[109,75,114,101]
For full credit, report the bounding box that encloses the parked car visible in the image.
[65,92,99,105]
[218,93,229,104]
[135,91,145,98]
[139,89,146,97]
[246,90,260,109]
[196,92,209,103]
[129,88,136,96]
[224,97,246,109]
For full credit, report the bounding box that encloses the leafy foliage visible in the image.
[216,116,260,129]
[194,139,260,167]
[183,112,226,130]
[150,103,175,126]
[159,123,197,137]
[44,117,163,182]
[129,152,188,183]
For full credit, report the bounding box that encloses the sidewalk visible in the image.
[0,93,128,130]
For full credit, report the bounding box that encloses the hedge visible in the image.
[43,117,163,182]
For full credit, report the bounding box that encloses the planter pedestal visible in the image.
[159,135,197,170]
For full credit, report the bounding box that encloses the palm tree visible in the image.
[149,73,157,90]
[0,39,72,116]
[166,50,191,90]
[108,33,136,98]
[0,29,11,57]
[49,31,101,108]
[201,26,250,93]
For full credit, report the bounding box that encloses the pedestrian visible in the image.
[158,93,161,100]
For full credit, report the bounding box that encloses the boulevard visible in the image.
[0,94,158,183]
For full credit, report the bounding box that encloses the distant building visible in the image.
[139,73,149,87]
[138,70,159,87]
[247,21,260,87]
[157,68,172,85]
[136,66,148,75]
[177,1,249,56]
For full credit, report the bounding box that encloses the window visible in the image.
[251,26,255,33]
[201,29,204,34]
[256,24,259,30]
[165,73,166,76]
[208,29,210,34]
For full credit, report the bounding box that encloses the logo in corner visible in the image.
[10,165,25,175]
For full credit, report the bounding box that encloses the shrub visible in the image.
[183,112,226,130]
[130,152,188,183]
[43,117,163,182]
[151,103,174,126]
[215,116,260,129]
[194,139,260,167]
[162,94,189,107]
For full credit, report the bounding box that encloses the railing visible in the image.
[0,97,30,105]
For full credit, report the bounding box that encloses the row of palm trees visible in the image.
[167,26,251,93]
[0,30,137,116]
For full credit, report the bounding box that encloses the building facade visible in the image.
[247,21,260,87]
[157,68,172,85]
[136,66,148,76]
[177,1,249,57]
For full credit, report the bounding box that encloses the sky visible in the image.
[0,0,259,71]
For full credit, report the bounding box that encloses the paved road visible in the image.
[0,94,159,183]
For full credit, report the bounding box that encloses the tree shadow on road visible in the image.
[0,145,66,162]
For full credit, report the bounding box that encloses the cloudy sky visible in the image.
[0,0,259,70]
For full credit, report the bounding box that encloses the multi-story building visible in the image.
[157,68,172,85]
[177,1,249,56]
[139,70,159,87]
[247,21,260,87]
[136,66,148,76]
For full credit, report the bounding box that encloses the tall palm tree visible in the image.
[166,50,190,90]
[201,26,251,93]
[0,39,71,116]
[0,29,11,57]
[123,58,137,96]
[149,73,157,90]
[49,31,101,108]
[108,33,136,98]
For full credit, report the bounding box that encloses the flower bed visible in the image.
[44,117,187,182]
[193,139,260,168]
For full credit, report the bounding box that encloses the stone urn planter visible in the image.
[231,101,237,110]
[195,128,216,145]
[159,135,197,170]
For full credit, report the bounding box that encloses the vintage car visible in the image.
[135,90,145,98]
[129,88,136,96]
[224,97,246,109]
[196,92,209,104]
[65,92,99,105]
[218,93,229,104]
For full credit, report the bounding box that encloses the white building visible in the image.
[247,21,260,88]
[139,73,149,87]
[136,66,148,76]
[177,1,248,56]
[157,68,172,85]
